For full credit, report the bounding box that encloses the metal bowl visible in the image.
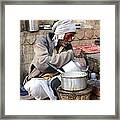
[61,71,88,91]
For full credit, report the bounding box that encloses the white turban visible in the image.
[52,20,76,46]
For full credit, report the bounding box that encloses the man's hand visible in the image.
[76,57,87,68]
[73,49,85,58]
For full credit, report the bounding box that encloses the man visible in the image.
[24,20,86,100]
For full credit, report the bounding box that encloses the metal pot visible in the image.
[61,71,88,91]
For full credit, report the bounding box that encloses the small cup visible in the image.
[91,73,97,80]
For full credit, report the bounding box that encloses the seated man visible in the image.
[23,20,86,100]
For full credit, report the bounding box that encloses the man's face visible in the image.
[60,32,75,47]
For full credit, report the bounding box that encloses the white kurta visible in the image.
[24,78,57,100]
[24,60,83,100]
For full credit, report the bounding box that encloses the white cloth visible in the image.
[62,60,81,72]
[24,78,57,100]
[52,20,76,46]
[52,20,76,35]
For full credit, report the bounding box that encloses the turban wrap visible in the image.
[52,20,76,46]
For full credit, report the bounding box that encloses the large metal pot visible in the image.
[61,71,88,91]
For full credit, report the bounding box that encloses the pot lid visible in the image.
[62,71,87,78]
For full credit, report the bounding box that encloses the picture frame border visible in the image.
[0,0,119,119]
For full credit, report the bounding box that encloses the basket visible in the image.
[57,85,92,100]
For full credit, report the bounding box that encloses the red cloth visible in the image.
[73,45,100,54]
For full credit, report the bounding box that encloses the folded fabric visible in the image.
[24,78,57,100]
